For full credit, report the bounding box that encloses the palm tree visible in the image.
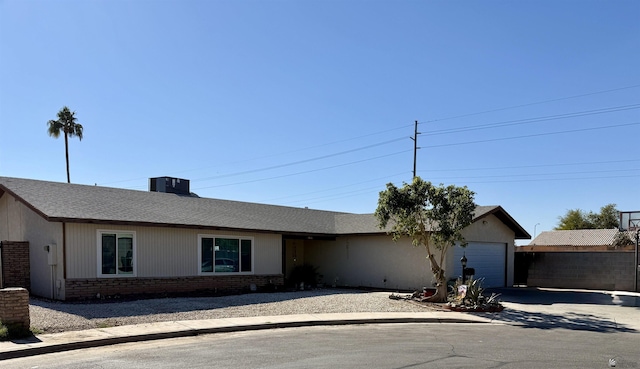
[47,106,84,183]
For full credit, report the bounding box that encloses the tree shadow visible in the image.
[487,287,640,308]
[477,308,637,333]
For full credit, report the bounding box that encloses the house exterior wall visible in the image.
[454,214,516,287]
[60,223,284,300]
[65,223,282,278]
[305,235,442,290]
[0,193,63,299]
[304,213,516,291]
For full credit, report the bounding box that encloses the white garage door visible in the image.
[452,242,506,288]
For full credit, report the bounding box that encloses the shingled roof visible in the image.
[0,177,529,238]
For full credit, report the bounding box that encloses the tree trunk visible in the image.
[426,253,448,302]
[64,132,70,183]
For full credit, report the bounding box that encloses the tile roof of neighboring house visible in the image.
[529,229,631,247]
[0,177,530,238]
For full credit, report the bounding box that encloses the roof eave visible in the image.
[474,206,531,239]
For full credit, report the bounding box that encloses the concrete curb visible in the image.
[0,314,491,360]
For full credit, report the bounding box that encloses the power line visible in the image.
[283,173,640,208]
[420,84,640,124]
[264,171,407,203]
[422,122,640,149]
[100,84,640,188]
[458,173,640,185]
[192,137,407,183]
[192,150,411,190]
[426,168,639,180]
[423,104,640,136]
[419,159,640,173]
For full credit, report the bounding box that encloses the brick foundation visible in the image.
[0,288,30,331]
[1,241,30,290]
[65,274,285,301]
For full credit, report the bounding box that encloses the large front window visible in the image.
[98,231,136,277]
[199,235,253,274]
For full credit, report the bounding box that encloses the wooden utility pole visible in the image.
[410,120,421,178]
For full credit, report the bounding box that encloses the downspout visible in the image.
[50,263,54,300]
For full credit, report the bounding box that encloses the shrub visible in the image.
[288,263,319,289]
[0,320,33,341]
[448,276,502,311]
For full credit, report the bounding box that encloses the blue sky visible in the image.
[1,0,639,242]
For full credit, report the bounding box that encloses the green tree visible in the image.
[47,106,84,183]
[556,209,594,230]
[594,204,619,229]
[375,177,477,302]
[555,204,619,230]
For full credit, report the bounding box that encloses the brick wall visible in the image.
[0,288,30,331]
[65,274,285,301]
[524,251,637,291]
[1,241,30,290]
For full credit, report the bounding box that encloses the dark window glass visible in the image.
[102,234,116,274]
[118,235,133,274]
[215,238,239,272]
[201,237,214,272]
[241,239,252,272]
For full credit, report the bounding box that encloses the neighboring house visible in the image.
[516,229,639,291]
[0,176,529,300]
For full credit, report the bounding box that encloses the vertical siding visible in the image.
[0,194,24,241]
[253,233,282,274]
[66,224,282,278]
[9,196,64,299]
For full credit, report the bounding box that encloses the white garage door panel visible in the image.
[452,242,506,288]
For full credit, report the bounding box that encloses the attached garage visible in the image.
[452,242,507,288]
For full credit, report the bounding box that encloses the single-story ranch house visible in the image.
[0,176,530,300]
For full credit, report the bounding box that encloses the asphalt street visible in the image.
[3,323,639,369]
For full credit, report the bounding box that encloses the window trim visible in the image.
[198,234,254,275]
[97,230,137,278]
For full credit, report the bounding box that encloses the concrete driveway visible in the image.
[484,287,640,332]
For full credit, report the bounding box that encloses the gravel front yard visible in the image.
[30,289,440,333]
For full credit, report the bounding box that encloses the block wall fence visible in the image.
[517,251,638,292]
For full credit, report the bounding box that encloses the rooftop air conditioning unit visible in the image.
[149,177,190,195]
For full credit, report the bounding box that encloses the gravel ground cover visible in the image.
[29,289,442,333]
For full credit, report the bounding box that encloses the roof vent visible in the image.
[149,177,190,195]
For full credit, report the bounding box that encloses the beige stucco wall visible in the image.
[304,213,516,291]
[65,223,282,279]
[457,214,516,286]
[305,235,443,290]
[0,193,63,299]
